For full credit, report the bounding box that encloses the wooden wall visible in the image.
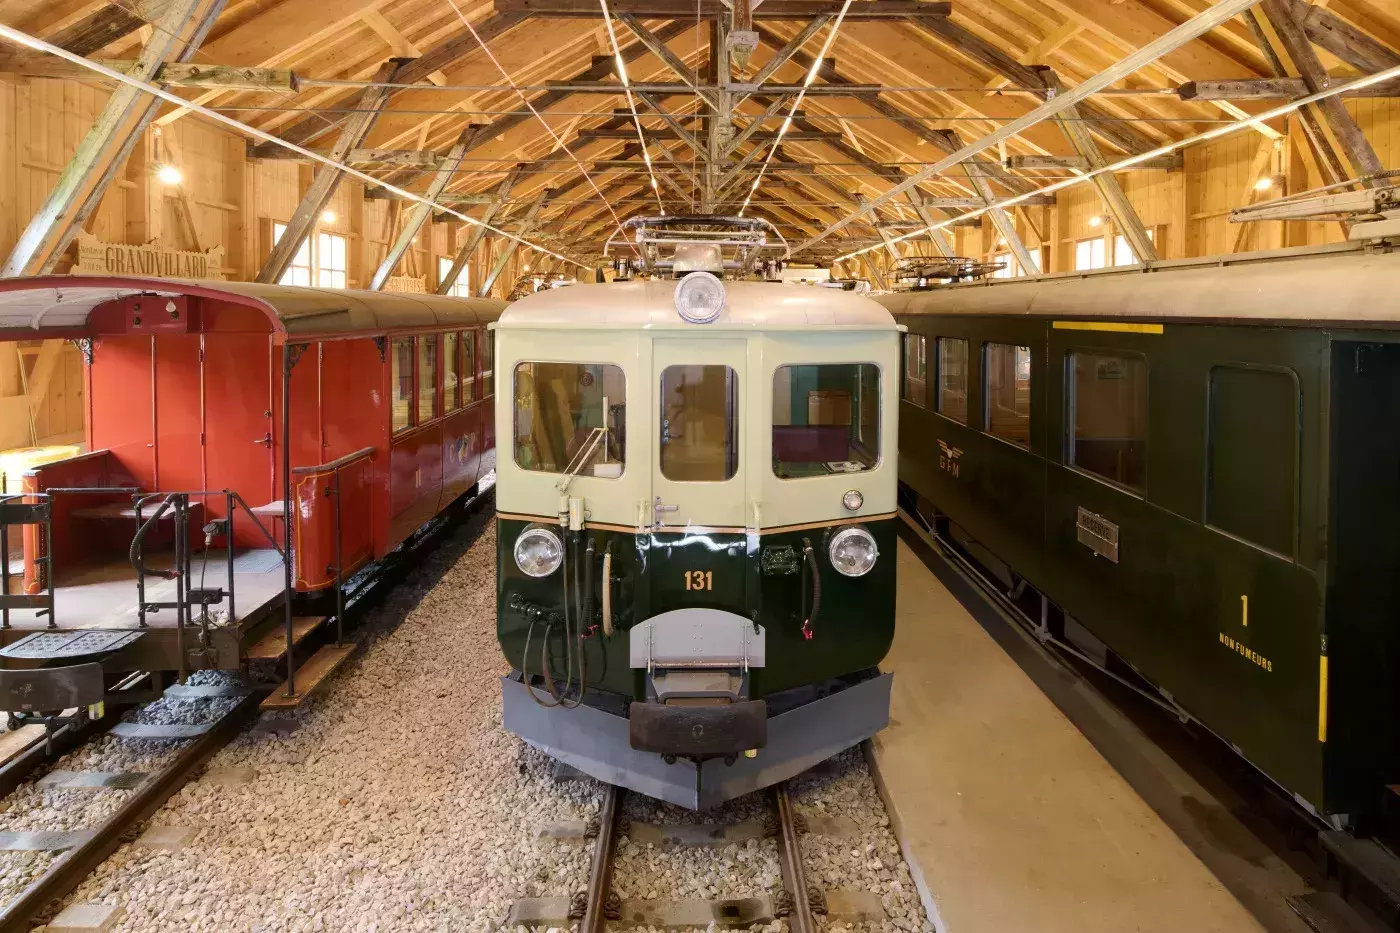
[944,100,1400,274]
[0,75,521,296]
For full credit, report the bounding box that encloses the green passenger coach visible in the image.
[495,273,900,808]
[880,243,1400,833]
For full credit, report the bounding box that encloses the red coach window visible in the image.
[462,331,477,405]
[481,329,494,398]
[444,331,461,411]
[391,337,414,433]
[418,335,440,423]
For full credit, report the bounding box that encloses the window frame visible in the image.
[462,329,479,405]
[982,341,1032,451]
[389,336,416,435]
[902,333,928,408]
[438,256,471,298]
[1074,236,1107,272]
[481,328,495,398]
[1064,348,1149,496]
[934,336,971,426]
[1204,362,1301,559]
[443,331,462,412]
[770,361,883,480]
[512,360,628,479]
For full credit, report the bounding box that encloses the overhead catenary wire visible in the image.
[0,22,592,270]
[739,0,856,217]
[834,60,1400,262]
[598,0,666,211]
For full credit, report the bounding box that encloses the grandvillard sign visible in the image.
[74,233,226,280]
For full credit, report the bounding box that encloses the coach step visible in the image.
[260,643,355,710]
[245,616,326,663]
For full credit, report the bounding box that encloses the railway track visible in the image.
[0,483,495,931]
[515,779,826,933]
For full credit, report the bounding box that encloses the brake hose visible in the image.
[801,537,821,641]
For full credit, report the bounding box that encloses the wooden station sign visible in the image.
[73,233,226,280]
[383,275,427,294]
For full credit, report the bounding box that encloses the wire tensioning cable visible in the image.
[598,0,665,212]
[0,23,593,270]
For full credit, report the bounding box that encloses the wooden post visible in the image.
[478,189,553,298]
[436,166,524,296]
[257,58,409,284]
[369,124,483,290]
[1039,68,1158,265]
[1261,0,1384,183]
[0,0,226,277]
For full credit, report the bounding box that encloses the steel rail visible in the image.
[774,781,817,933]
[579,783,623,933]
[0,689,265,933]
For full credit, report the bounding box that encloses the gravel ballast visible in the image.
[32,509,932,932]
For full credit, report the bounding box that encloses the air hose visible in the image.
[801,537,821,641]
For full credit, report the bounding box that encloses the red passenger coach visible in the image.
[0,276,502,717]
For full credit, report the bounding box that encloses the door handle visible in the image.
[254,433,272,447]
[653,496,678,514]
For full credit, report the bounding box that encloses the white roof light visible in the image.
[673,271,726,324]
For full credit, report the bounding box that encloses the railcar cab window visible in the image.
[772,364,880,478]
[514,362,625,476]
[1068,351,1147,491]
[390,337,414,433]
[1207,366,1299,556]
[936,337,969,424]
[985,343,1031,448]
[902,334,927,407]
[660,366,738,481]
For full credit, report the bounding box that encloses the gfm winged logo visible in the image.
[937,439,963,478]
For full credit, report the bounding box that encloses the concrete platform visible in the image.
[872,538,1266,933]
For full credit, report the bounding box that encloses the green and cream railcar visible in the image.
[495,274,899,808]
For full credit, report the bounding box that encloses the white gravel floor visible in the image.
[33,509,932,933]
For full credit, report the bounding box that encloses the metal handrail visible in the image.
[290,446,375,476]
[290,446,376,648]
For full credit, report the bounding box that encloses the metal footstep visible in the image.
[0,630,142,660]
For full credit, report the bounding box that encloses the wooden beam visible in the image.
[1004,153,1183,170]
[911,15,1159,156]
[360,10,448,86]
[493,0,949,17]
[478,189,552,297]
[1179,76,1400,99]
[436,166,524,295]
[578,128,840,141]
[1229,137,1276,253]
[919,195,1056,208]
[0,0,225,277]
[1262,0,1384,180]
[40,3,145,56]
[1245,8,1348,185]
[24,341,64,427]
[1284,0,1400,74]
[619,13,720,110]
[256,148,443,166]
[370,125,484,291]
[1040,68,1157,264]
[247,11,525,156]
[962,160,1038,272]
[157,133,202,252]
[257,58,408,284]
[634,91,708,156]
[5,57,299,89]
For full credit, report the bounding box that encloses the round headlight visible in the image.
[828,526,878,577]
[842,489,864,512]
[514,526,563,578]
[674,271,726,324]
